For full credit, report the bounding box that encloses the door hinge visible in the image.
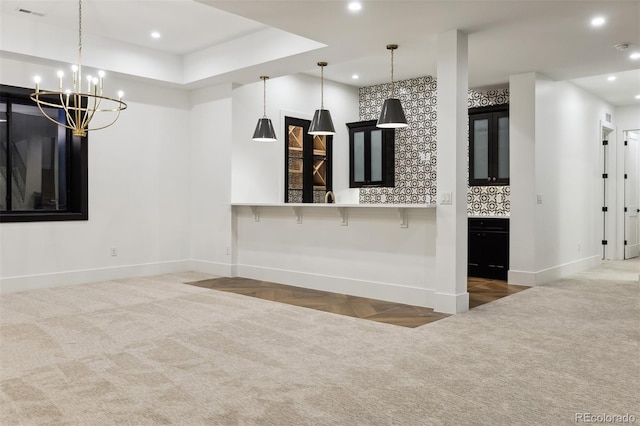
[625,207,628,212]
[624,174,628,179]
[602,140,608,146]
[602,206,608,212]
[602,240,608,245]
[624,240,628,245]
[602,173,608,179]
[624,140,628,146]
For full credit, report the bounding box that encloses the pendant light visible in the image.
[308,62,336,135]
[377,44,408,128]
[252,76,277,142]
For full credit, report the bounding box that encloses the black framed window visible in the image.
[0,85,87,222]
[347,120,395,188]
[469,105,509,186]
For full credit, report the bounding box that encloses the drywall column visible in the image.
[508,72,537,284]
[189,84,235,276]
[435,30,469,314]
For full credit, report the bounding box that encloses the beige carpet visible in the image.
[1,261,638,425]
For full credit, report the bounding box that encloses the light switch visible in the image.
[537,194,543,204]
[441,192,452,205]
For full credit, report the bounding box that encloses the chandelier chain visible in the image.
[78,0,82,69]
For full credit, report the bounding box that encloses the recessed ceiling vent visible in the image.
[17,8,45,17]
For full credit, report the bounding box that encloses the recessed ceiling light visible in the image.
[607,76,616,81]
[151,31,161,39]
[590,16,606,27]
[352,74,359,79]
[348,2,362,12]
[630,52,640,60]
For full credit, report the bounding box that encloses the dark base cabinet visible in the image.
[468,218,509,280]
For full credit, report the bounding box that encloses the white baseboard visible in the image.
[0,260,190,294]
[508,255,601,286]
[188,259,233,277]
[235,264,452,311]
[433,291,469,314]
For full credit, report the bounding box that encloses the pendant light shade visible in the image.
[252,76,277,142]
[252,118,277,142]
[309,109,335,136]
[377,44,408,129]
[308,62,336,135]
[377,98,407,128]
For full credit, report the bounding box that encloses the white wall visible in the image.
[0,56,192,292]
[231,73,359,203]
[509,72,538,278]
[234,206,438,307]
[534,78,605,273]
[189,84,234,276]
[614,104,640,259]
[509,72,609,285]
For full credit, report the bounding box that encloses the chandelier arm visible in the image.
[80,95,100,131]
[30,94,76,132]
[73,93,82,134]
[85,108,123,132]
[59,92,76,131]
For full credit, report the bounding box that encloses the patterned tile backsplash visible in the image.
[358,76,509,216]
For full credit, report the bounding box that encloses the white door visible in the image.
[624,131,639,259]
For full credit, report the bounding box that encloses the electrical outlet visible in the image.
[110,247,118,257]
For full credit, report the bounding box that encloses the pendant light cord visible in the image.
[390,47,395,98]
[320,64,325,109]
[263,77,267,118]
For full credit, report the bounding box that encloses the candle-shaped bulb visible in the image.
[71,65,78,91]
[34,75,41,92]
[57,70,64,90]
[117,90,124,100]
[97,70,105,93]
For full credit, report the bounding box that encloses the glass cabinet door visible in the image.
[472,116,489,182]
[284,116,332,203]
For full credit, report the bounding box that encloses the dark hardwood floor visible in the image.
[187,275,529,328]
[467,276,529,309]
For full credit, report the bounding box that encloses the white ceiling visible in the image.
[1,0,639,106]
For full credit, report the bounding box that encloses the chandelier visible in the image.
[30,0,127,137]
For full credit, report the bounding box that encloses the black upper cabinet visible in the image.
[346,120,395,188]
[469,105,509,186]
